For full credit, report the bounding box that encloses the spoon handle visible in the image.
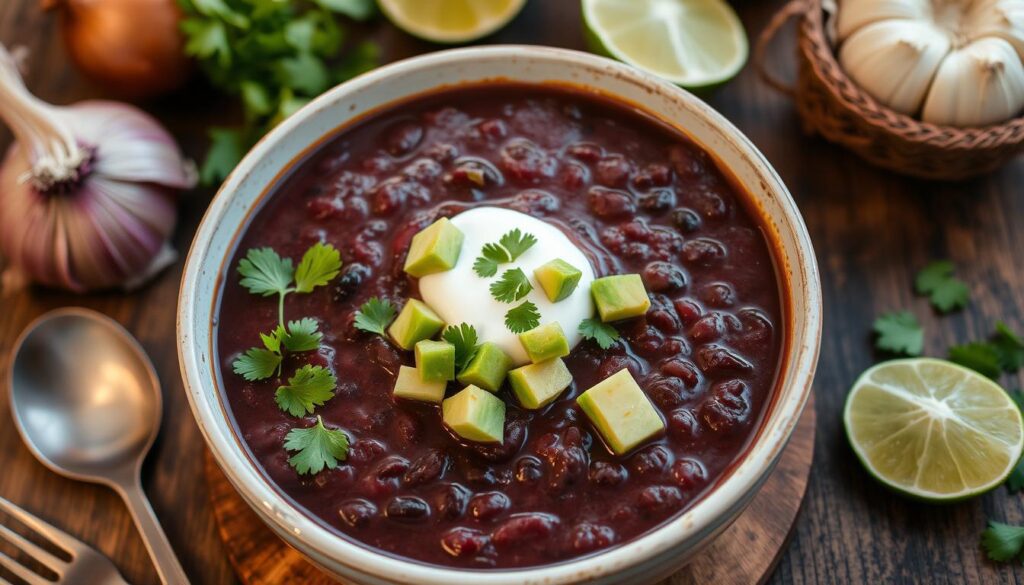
[117,481,190,585]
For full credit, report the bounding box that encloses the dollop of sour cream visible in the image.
[419,206,596,366]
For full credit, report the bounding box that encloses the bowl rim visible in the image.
[178,45,822,584]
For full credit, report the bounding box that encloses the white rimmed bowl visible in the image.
[178,46,822,585]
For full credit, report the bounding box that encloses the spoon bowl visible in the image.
[7,307,189,584]
[9,308,160,482]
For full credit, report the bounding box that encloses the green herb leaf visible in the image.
[283,318,322,352]
[180,18,232,67]
[949,342,1003,380]
[915,261,969,313]
[314,0,376,20]
[473,243,509,277]
[499,229,538,261]
[232,348,282,381]
[873,311,924,356]
[472,230,537,278]
[276,52,331,96]
[275,365,337,417]
[981,521,1024,563]
[354,297,397,336]
[284,415,349,475]
[505,301,541,334]
[238,247,294,297]
[490,268,534,303]
[443,323,479,371]
[578,318,620,350]
[994,322,1024,372]
[294,242,342,293]
[260,325,285,353]
[199,127,245,185]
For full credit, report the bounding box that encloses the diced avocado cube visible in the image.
[534,259,583,302]
[388,299,445,350]
[415,340,455,382]
[442,385,505,443]
[403,218,465,277]
[457,342,513,392]
[591,274,651,322]
[577,369,665,455]
[508,358,573,410]
[518,322,571,363]
[393,365,447,403]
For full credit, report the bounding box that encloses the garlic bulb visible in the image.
[0,46,195,292]
[837,0,1024,127]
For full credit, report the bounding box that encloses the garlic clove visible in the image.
[836,0,931,42]
[840,19,952,115]
[922,37,1024,126]
[966,0,1024,62]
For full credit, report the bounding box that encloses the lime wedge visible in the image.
[378,0,527,44]
[844,358,1024,502]
[582,0,748,90]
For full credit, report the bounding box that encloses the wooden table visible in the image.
[1,1,1022,584]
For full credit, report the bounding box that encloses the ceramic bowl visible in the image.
[177,45,822,585]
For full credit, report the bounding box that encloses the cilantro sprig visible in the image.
[915,261,969,313]
[233,318,324,380]
[948,322,1024,380]
[872,311,923,356]
[505,301,541,334]
[982,521,1024,564]
[238,242,341,324]
[443,323,479,371]
[275,364,337,417]
[578,318,620,350]
[353,297,397,336]
[473,229,538,277]
[490,268,534,303]
[284,415,350,476]
[180,0,378,184]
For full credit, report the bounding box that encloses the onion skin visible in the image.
[45,0,192,100]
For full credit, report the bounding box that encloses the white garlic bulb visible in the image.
[837,0,1024,127]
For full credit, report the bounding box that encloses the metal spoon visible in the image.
[7,307,189,585]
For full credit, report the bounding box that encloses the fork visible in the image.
[0,497,129,585]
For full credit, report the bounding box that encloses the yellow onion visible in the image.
[0,46,195,292]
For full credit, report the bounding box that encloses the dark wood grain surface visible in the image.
[0,1,1021,584]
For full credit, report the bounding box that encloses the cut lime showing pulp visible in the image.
[844,358,1024,502]
[378,0,527,44]
[582,0,748,90]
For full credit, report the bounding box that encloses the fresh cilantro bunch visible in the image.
[179,0,378,184]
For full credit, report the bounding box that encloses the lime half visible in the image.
[378,0,527,44]
[844,358,1024,502]
[582,0,748,90]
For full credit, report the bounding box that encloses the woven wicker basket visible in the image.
[756,0,1024,180]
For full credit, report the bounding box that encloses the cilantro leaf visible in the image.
[314,0,376,20]
[949,342,1003,379]
[873,311,923,356]
[490,268,534,303]
[199,127,245,185]
[232,348,282,381]
[505,301,541,334]
[283,318,322,352]
[915,261,969,313]
[284,415,349,476]
[238,247,294,297]
[354,297,397,336]
[472,231,536,278]
[981,521,1024,563]
[578,318,620,350]
[443,323,479,371]
[994,322,1024,372]
[473,243,509,278]
[260,325,285,354]
[499,229,538,261]
[275,365,337,417]
[294,242,342,293]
